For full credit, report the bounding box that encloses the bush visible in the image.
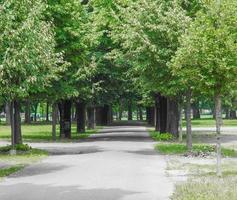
[150,131,173,141]
[0,144,32,153]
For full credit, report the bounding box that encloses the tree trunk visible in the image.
[167,98,179,137]
[159,95,168,133]
[76,101,86,133]
[185,91,192,152]
[33,103,38,122]
[24,100,31,124]
[10,100,22,145]
[46,102,49,122]
[215,92,222,177]
[178,104,183,142]
[139,107,143,121]
[230,110,236,119]
[155,96,160,131]
[58,100,72,139]
[87,106,96,129]
[225,108,230,119]
[5,103,11,125]
[128,101,133,120]
[52,103,57,141]
[192,102,200,119]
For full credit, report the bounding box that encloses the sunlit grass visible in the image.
[0,123,101,142]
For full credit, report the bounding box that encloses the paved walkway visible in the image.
[0,125,174,200]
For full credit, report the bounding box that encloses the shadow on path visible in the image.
[0,183,140,200]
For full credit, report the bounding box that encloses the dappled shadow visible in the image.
[191,132,237,144]
[110,120,148,126]
[125,149,159,156]
[10,163,68,178]
[0,183,140,200]
[82,135,152,142]
[43,145,104,155]
[98,129,148,134]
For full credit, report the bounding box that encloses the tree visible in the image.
[110,0,191,136]
[171,0,237,176]
[0,0,65,145]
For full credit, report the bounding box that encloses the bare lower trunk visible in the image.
[87,107,96,129]
[230,110,236,119]
[192,102,200,119]
[33,103,38,122]
[24,100,31,124]
[76,101,86,133]
[5,103,11,125]
[46,103,49,122]
[215,92,222,177]
[167,99,179,137]
[155,96,160,131]
[128,101,133,120]
[52,103,57,141]
[10,100,22,146]
[159,95,168,133]
[58,100,72,139]
[178,105,183,143]
[185,91,192,152]
[139,107,143,121]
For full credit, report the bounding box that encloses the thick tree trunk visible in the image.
[185,91,192,152]
[46,103,49,122]
[192,102,200,119]
[139,107,143,121]
[178,104,183,142]
[128,101,133,120]
[76,101,86,133]
[159,95,168,133]
[230,110,236,119]
[24,100,31,124]
[87,106,96,129]
[58,100,72,139]
[155,96,160,131]
[52,103,57,141]
[5,103,11,125]
[167,99,179,137]
[215,92,222,177]
[225,108,230,119]
[10,100,22,145]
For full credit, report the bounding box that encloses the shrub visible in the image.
[0,144,32,153]
[150,131,173,141]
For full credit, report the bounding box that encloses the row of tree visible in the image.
[1,0,237,175]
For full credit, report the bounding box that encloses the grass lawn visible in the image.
[182,118,237,127]
[155,143,237,157]
[0,123,101,142]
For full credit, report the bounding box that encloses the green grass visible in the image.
[182,118,237,127]
[171,177,237,200]
[0,123,101,142]
[149,130,173,141]
[155,143,237,157]
[0,165,24,178]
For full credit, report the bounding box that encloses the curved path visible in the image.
[0,125,174,200]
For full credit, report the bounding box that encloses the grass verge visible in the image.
[0,144,48,179]
[155,143,237,157]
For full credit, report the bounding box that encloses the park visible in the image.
[0,0,237,199]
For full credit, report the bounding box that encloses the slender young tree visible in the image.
[171,0,237,176]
